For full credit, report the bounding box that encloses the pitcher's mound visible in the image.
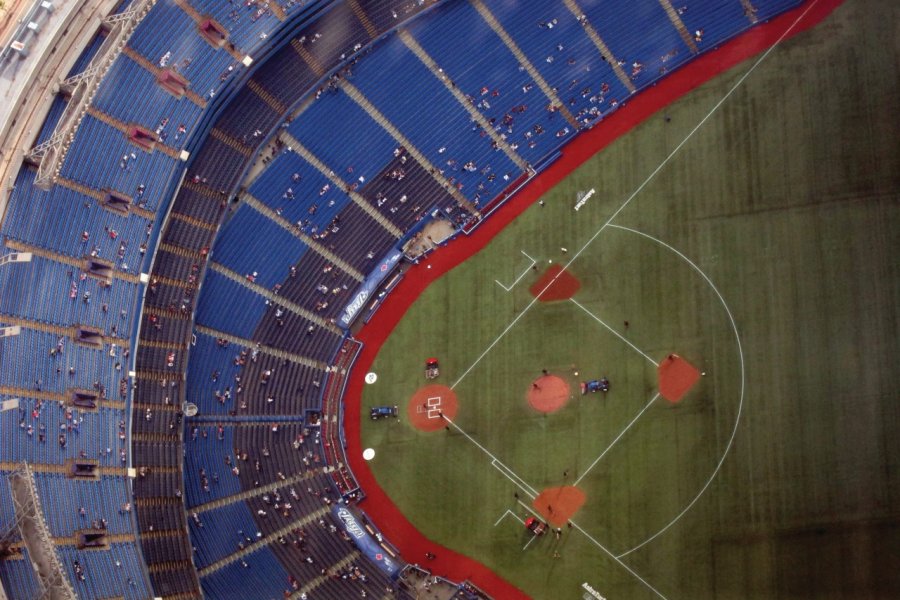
[529,265,580,301]
[408,385,458,432]
[533,486,586,527]
[527,375,570,414]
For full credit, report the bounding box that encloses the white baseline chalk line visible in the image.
[570,298,659,366]
[494,250,537,292]
[574,393,660,486]
[493,509,525,527]
[443,415,536,498]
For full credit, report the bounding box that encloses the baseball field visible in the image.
[354,0,899,598]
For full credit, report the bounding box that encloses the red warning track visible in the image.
[341,4,844,598]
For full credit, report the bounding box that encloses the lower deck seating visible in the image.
[57,542,152,600]
[0,548,42,600]
[199,544,292,600]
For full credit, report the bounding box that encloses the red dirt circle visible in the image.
[527,375,570,413]
[407,385,458,432]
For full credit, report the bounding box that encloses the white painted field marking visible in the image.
[493,509,525,527]
[569,298,659,366]
[492,459,539,498]
[494,250,537,292]
[606,224,745,559]
[443,415,536,498]
[436,0,824,581]
[570,521,669,600]
[574,393,660,486]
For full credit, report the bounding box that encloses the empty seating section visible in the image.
[350,38,521,199]
[34,95,69,146]
[57,542,152,600]
[183,424,242,506]
[466,0,630,129]
[195,269,268,339]
[249,47,319,105]
[288,90,398,185]
[128,0,237,98]
[232,423,319,492]
[212,205,309,290]
[58,115,179,209]
[574,0,690,89]
[254,309,338,363]
[185,332,248,416]
[358,0,438,33]
[2,171,151,272]
[272,250,358,322]
[232,353,323,416]
[0,253,140,335]
[408,2,556,164]
[189,0,283,53]
[92,55,204,150]
[0,473,18,536]
[32,473,133,536]
[0,398,124,467]
[199,544,291,600]
[0,328,125,403]
[359,145,458,233]
[215,89,281,143]
[189,501,262,568]
[318,201,398,272]
[66,31,108,78]
[675,0,755,45]
[300,1,370,67]
[0,549,41,600]
[249,149,352,237]
[753,0,803,18]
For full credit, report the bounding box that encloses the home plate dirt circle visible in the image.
[407,385,458,432]
[527,375,570,413]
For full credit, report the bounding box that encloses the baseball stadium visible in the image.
[0,0,896,599]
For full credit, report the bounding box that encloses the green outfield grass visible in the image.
[361,1,899,598]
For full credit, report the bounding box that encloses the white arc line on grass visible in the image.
[569,521,669,600]
[450,0,807,391]
[570,298,659,366]
[606,224,745,559]
[574,393,660,486]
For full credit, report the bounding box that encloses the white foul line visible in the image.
[574,393,660,486]
[443,415,536,498]
[451,0,796,391]
[435,0,821,580]
[570,521,669,600]
[492,459,539,498]
[494,250,537,292]
[569,298,660,366]
[446,416,667,597]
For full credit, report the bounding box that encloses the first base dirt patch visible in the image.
[529,265,581,301]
